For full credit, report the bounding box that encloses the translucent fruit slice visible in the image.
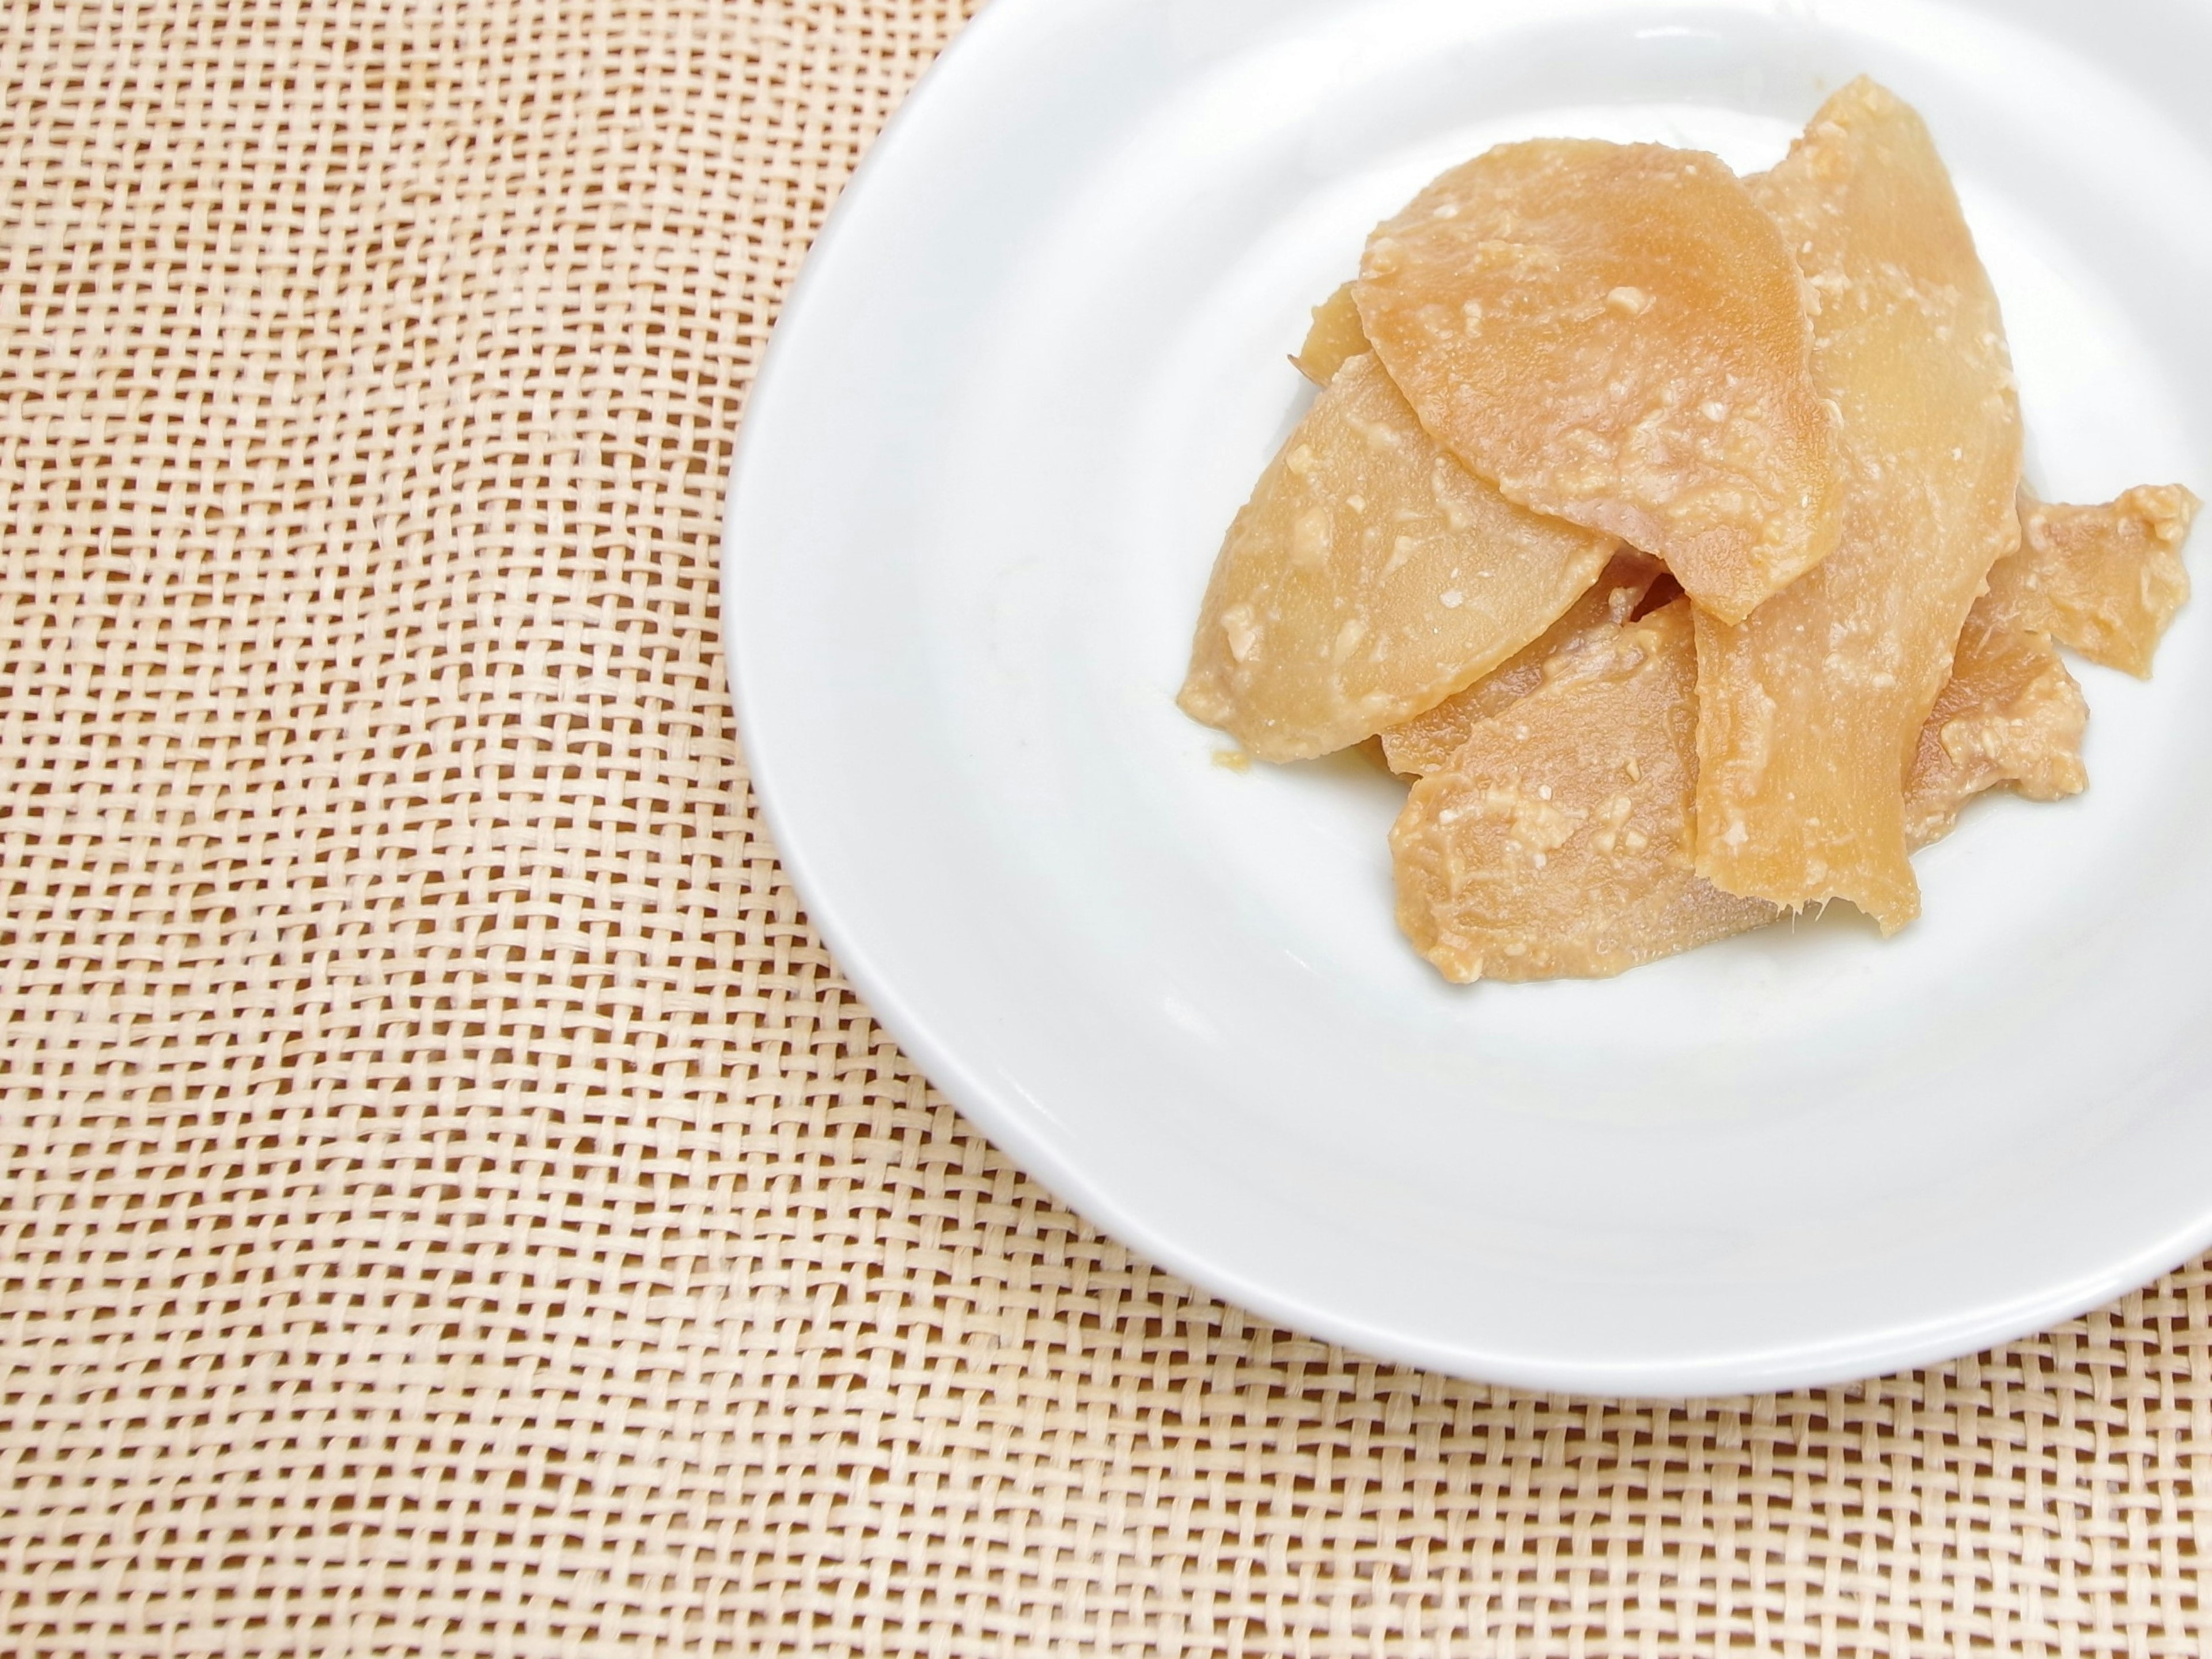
[1903,577,2087,848]
[1353,139,1842,623]
[1379,550,1664,775]
[1902,478,2200,844]
[1293,283,1370,385]
[1178,353,1616,762]
[1995,486,2199,676]
[1695,78,2023,931]
[1391,600,1778,983]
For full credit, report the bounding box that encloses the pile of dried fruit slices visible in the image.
[1178,78,2200,984]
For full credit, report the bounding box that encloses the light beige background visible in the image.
[0,0,2206,1652]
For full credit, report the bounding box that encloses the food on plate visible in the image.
[1391,601,1778,981]
[1176,352,1615,762]
[1902,561,2088,849]
[1998,486,2199,676]
[1352,138,1843,623]
[1178,80,2197,983]
[1692,78,2023,933]
[1378,551,1665,776]
[1294,283,1370,385]
[1903,483,2198,841]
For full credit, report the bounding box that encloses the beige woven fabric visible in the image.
[0,0,2207,1652]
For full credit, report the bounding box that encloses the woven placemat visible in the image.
[1,0,2206,1651]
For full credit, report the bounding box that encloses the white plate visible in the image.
[725,0,2212,1395]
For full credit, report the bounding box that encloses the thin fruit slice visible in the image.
[1695,78,2023,931]
[1995,485,2199,676]
[1903,578,2087,847]
[1353,139,1842,622]
[1379,550,1664,775]
[1906,483,2198,842]
[1391,600,1777,983]
[1293,283,1370,385]
[1178,354,1616,762]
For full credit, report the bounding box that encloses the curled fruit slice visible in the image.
[1998,486,2198,677]
[1904,480,2198,844]
[1354,139,1843,623]
[1379,551,1665,777]
[1293,283,1370,386]
[1904,577,2088,848]
[1391,600,1777,983]
[1177,354,1615,762]
[1695,78,2024,932]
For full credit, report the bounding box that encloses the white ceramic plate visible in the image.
[725,0,2212,1395]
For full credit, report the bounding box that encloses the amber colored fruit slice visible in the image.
[1695,78,2023,932]
[1353,139,1842,623]
[1994,486,2199,676]
[1178,354,1617,762]
[1379,550,1664,775]
[1391,600,1778,983]
[1293,283,1371,385]
[1903,577,2087,848]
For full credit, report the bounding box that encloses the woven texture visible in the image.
[0,0,2207,1652]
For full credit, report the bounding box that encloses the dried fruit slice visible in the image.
[1379,550,1664,775]
[1905,482,2199,842]
[1391,600,1777,982]
[1353,139,1842,622]
[1177,354,1616,762]
[1695,78,2023,931]
[1903,579,2087,847]
[1293,283,1370,385]
[1995,486,2199,676]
